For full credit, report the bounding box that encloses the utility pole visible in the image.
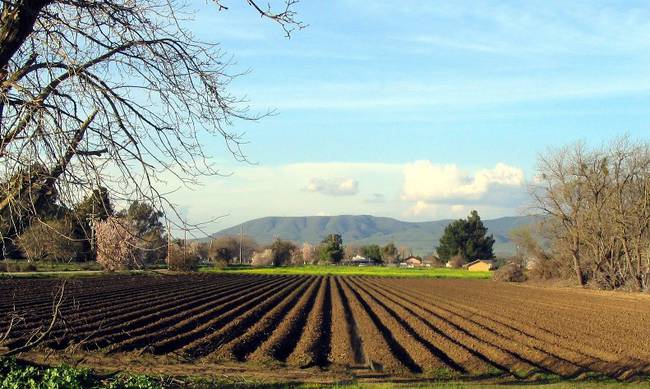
[239,224,243,264]
[166,221,172,267]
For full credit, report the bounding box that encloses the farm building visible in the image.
[343,255,379,267]
[400,256,424,268]
[463,259,495,272]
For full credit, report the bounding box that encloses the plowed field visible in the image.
[2,274,650,382]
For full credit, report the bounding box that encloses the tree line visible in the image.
[222,234,423,267]
[0,182,168,267]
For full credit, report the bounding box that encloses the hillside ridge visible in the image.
[211,214,540,256]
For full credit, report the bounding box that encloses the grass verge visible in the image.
[2,357,649,388]
[203,265,492,279]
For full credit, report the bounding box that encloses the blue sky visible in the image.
[169,1,650,231]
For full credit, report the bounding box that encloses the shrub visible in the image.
[0,357,163,388]
[447,254,465,269]
[4,262,21,272]
[0,358,93,389]
[493,262,527,283]
[106,373,161,389]
[527,257,561,281]
[166,243,200,271]
[17,219,83,262]
[95,217,144,271]
[22,263,37,272]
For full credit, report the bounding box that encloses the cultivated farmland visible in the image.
[1,274,650,382]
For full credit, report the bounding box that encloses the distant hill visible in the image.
[211,214,541,256]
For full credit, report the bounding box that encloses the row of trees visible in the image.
[250,234,345,266]
[245,234,420,267]
[531,137,650,290]
[2,182,167,265]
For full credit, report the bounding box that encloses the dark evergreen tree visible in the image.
[75,187,114,222]
[123,201,164,236]
[436,210,495,261]
[122,201,166,263]
[318,234,344,264]
[73,187,115,261]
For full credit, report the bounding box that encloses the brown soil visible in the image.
[2,274,650,383]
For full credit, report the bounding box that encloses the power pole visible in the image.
[166,221,172,267]
[239,224,243,264]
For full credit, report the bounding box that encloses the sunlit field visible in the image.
[206,265,492,279]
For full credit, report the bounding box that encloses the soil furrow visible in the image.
[286,276,332,367]
[179,276,313,358]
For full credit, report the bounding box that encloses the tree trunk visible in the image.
[621,239,643,291]
[572,252,585,287]
[571,237,585,287]
[0,0,50,70]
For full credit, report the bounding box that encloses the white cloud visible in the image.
[304,177,359,196]
[164,161,527,230]
[401,161,524,204]
[404,201,432,217]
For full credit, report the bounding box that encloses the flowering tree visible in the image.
[95,217,143,271]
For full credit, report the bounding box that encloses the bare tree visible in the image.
[532,137,650,290]
[607,138,650,289]
[343,244,361,260]
[209,235,258,263]
[531,143,590,286]
[300,241,316,264]
[0,0,304,254]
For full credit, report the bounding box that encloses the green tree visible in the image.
[381,242,399,263]
[121,201,165,264]
[73,187,114,260]
[436,210,495,262]
[361,244,382,262]
[75,187,113,222]
[318,234,344,264]
[124,201,164,236]
[0,164,68,258]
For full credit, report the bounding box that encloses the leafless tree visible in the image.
[300,241,316,264]
[531,137,650,290]
[343,244,361,260]
[0,0,304,254]
[208,234,258,263]
[531,143,591,286]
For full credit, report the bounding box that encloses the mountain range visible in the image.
[211,214,541,256]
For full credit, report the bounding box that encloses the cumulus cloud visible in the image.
[304,177,360,196]
[165,160,526,228]
[401,161,524,204]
